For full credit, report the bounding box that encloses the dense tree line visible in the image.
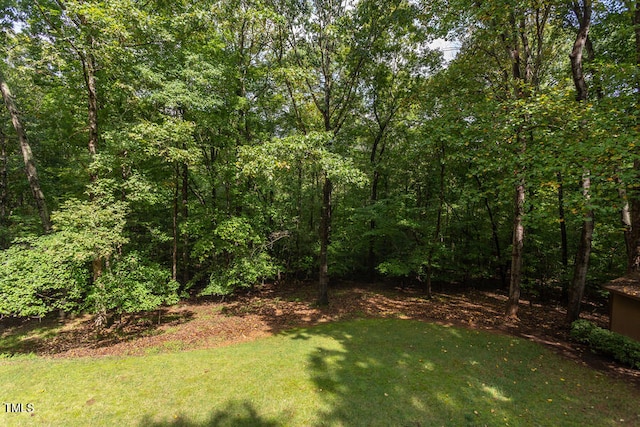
[0,0,638,326]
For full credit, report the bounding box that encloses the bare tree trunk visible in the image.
[504,13,528,320]
[426,143,446,299]
[64,17,105,306]
[557,173,569,269]
[82,49,99,184]
[317,173,331,306]
[566,0,593,324]
[626,1,640,273]
[616,181,633,270]
[557,172,570,303]
[0,128,7,224]
[172,163,179,282]
[506,177,525,319]
[568,175,594,322]
[476,176,505,286]
[0,76,51,233]
[181,162,189,285]
[368,128,388,279]
[368,169,380,279]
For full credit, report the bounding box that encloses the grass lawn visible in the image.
[1,318,638,426]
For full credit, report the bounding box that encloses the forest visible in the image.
[0,0,638,328]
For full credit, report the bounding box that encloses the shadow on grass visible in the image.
[281,319,639,426]
[0,308,195,356]
[138,401,279,427]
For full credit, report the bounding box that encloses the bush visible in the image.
[88,252,180,315]
[571,320,640,369]
[0,235,88,317]
[0,201,179,322]
[201,252,278,296]
[194,216,279,297]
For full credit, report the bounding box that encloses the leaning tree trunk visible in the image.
[0,75,51,233]
[566,0,593,324]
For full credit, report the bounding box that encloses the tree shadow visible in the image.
[279,318,640,426]
[138,401,280,427]
[0,308,195,356]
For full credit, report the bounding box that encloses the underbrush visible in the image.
[571,319,640,369]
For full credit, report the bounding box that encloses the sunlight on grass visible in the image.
[0,324,62,356]
[481,384,512,402]
[0,319,639,426]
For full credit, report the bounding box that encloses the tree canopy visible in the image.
[0,0,638,324]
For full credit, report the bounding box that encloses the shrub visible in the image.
[195,216,279,297]
[88,252,180,315]
[201,252,278,296]
[0,201,179,321]
[571,319,640,369]
[0,235,88,317]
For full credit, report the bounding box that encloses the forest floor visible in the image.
[2,280,640,389]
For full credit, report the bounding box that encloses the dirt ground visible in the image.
[2,280,639,388]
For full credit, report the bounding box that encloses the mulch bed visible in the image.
[2,280,639,389]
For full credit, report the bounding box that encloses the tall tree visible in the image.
[624,0,640,273]
[566,0,593,323]
[0,71,51,233]
[278,0,398,304]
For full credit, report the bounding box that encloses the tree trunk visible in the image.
[626,1,640,273]
[172,163,179,282]
[504,12,528,319]
[0,127,7,224]
[616,181,633,271]
[368,169,380,279]
[557,172,570,302]
[426,143,446,299]
[81,48,99,184]
[181,162,189,285]
[568,176,594,323]
[77,27,103,288]
[557,173,569,269]
[0,76,51,233]
[566,0,593,324]
[506,178,525,319]
[476,176,505,286]
[317,173,332,306]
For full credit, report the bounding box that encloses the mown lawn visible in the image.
[1,318,638,426]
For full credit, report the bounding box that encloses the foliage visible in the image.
[0,234,88,317]
[203,252,278,297]
[0,199,178,318]
[195,216,280,296]
[0,0,638,315]
[571,320,640,369]
[89,252,180,316]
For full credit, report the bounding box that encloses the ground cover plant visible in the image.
[571,320,640,369]
[2,305,640,426]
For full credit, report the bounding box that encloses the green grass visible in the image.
[0,324,63,357]
[1,319,639,426]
